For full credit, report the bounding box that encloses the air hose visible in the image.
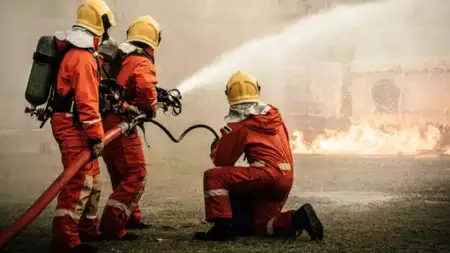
[143,118,219,142]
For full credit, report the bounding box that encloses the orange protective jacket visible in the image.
[210,105,294,173]
[116,48,158,112]
[54,48,104,140]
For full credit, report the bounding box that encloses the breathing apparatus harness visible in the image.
[98,46,182,116]
[26,38,219,146]
[26,22,113,128]
[97,42,218,145]
[25,45,100,129]
[27,76,218,147]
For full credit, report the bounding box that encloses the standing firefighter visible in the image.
[99,15,161,240]
[194,71,324,241]
[50,0,115,252]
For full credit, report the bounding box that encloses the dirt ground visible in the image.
[1,154,450,253]
[1,0,450,252]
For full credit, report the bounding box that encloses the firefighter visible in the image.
[194,71,324,241]
[99,15,161,240]
[50,0,115,253]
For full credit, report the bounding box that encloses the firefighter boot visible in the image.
[193,219,236,241]
[293,203,324,241]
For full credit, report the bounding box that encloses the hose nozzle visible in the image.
[156,87,183,116]
[168,89,182,101]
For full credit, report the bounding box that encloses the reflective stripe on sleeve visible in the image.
[204,189,229,198]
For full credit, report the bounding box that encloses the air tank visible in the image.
[99,39,120,79]
[25,36,58,107]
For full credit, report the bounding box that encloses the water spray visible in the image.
[174,1,375,95]
[175,0,447,96]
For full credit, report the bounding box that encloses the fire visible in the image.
[291,123,447,155]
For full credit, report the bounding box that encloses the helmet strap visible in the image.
[158,31,162,46]
[101,32,110,42]
[101,14,112,42]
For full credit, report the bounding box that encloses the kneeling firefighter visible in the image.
[194,71,324,241]
[99,15,162,240]
[43,0,115,252]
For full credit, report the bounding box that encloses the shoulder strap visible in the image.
[42,47,100,128]
[38,43,75,128]
[52,47,99,102]
[124,48,154,64]
[87,48,101,78]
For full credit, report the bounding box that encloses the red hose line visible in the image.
[0,125,124,249]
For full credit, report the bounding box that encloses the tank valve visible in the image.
[25,105,48,123]
[25,106,37,115]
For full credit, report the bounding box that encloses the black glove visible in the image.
[87,138,104,159]
[210,138,219,152]
[146,109,156,119]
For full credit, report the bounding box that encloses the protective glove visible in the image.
[87,138,104,159]
[210,138,219,152]
[145,109,156,119]
[120,104,141,122]
[125,105,141,116]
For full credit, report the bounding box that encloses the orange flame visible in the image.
[291,123,446,155]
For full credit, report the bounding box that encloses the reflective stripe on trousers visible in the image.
[54,174,98,221]
[250,161,292,171]
[105,199,132,217]
[266,217,276,236]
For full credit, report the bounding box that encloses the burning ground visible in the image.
[1,152,450,252]
[1,0,450,252]
[291,122,450,156]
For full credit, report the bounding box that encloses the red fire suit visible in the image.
[51,48,104,252]
[204,105,296,236]
[100,47,158,237]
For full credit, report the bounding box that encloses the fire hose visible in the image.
[0,114,146,249]
[0,113,219,249]
[144,118,219,142]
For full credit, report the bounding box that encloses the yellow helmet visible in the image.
[75,0,116,37]
[225,71,261,105]
[127,15,162,50]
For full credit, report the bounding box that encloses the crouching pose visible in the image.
[194,71,324,241]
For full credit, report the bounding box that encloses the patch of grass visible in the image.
[2,156,450,252]
[2,195,450,253]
